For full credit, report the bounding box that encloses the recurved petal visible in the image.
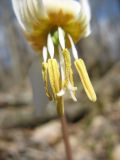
[80,0,91,22]
[74,0,91,38]
[44,0,81,18]
[12,0,25,30]
[12,0,46,30]
[84,24,91,37]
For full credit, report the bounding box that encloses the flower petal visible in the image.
[81,0,91,22]
[84,24,91,37]
[44,0,81,18]
[12,0,25,30]
[12,0,46,30]
[68,82,77,92]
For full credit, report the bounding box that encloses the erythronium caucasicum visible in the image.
[12,0,97,116]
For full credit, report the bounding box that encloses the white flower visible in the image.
[12,0,97,116]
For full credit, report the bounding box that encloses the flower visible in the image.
[12,0,97,116]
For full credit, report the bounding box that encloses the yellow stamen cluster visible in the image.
[41,32,97,116]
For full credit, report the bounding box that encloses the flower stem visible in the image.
[60,115,73,160]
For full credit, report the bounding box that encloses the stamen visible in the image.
[59,46,65,82]
[47,34,54,58]
[74,59,97,102]
[42,62,53,100]
[68,35,78,59]
[62,49,71,88]
[69,68,75,90]
[42,46,48,62]
[48,59,60,98]
[69,68,77,99]
[68,82,77,91]
[57,48,77,101]
[68,82,77,102]
[59,46,65,67]
[58,27,65,49]
[62,49,77,89]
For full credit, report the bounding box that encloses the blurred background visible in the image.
[0,0,120,160]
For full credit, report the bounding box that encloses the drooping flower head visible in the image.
[12,0,97,116]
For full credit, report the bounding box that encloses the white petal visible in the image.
[47,34,54,58]
[12,0,26,30]
[12,0,47,31]
[68,35,78,60]
[84,24,91,37]
[30,0,46,17]
[44,0,81,18]
[43,46,48,62]
[81,0,91,21]
[58,27,65,49]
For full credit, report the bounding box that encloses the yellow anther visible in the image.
[62,49,71,87]
[42,62,52,100]
[47,59,64,115]
[48,59,60,98]
[63,48,77,89]
[74,59,97,102]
